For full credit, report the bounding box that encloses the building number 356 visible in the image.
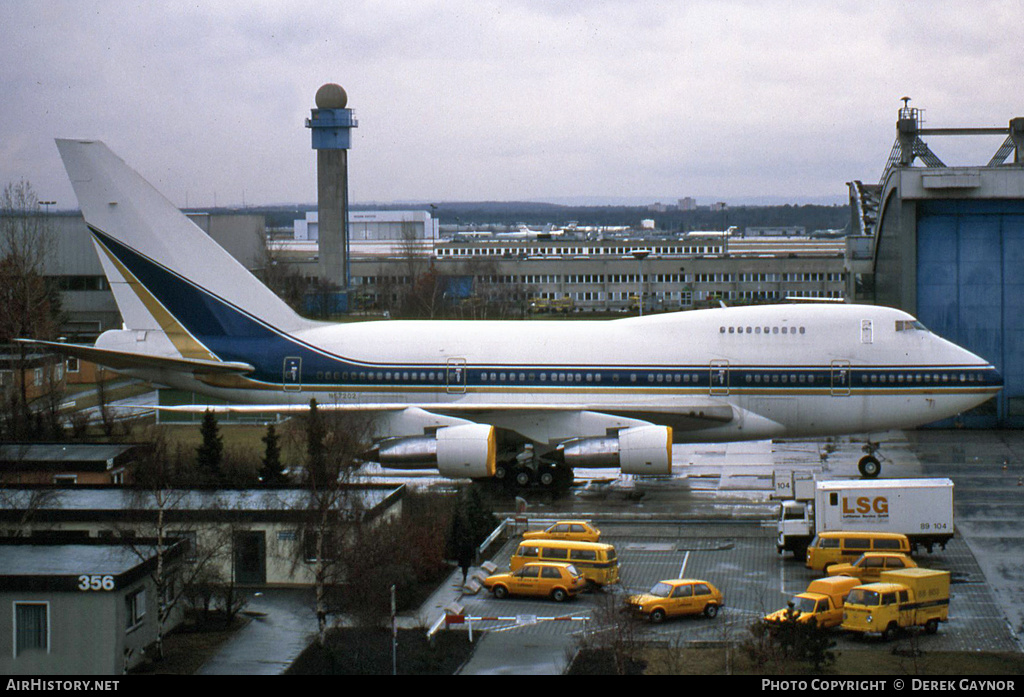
[77,574,115,591]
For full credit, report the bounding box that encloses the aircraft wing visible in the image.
[143,401,737,448]
[15,339,255,376]
[142,401,733,423]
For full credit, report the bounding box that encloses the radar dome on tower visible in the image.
[315,83,348,109]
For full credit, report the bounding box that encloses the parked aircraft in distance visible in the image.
[27,139,1002,487]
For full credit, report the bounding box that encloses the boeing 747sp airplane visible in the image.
[27,139,1002,486]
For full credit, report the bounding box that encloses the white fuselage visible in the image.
[119,303,999,445]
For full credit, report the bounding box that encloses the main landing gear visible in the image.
[493,446,575,492]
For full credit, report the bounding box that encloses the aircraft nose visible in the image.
[990,365,1004,388]
[964,348,1002,389]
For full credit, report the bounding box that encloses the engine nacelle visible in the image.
[371,424,496,479]
[618,425,673,475]
[559,425,672,475]
[436,424,496,479]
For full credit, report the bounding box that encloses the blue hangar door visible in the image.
[916,200,1024,427]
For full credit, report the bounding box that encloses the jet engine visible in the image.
[557,425,672,475]
[368,424,496,479]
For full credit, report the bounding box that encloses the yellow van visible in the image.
[805,531,911,572]
[511,539,619,586]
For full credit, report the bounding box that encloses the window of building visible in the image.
[14,602,49,656]
[125,588,146,631]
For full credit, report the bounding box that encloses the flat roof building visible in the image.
[0,485,405,587]
[0,442,147,485]
[0,537,189,675]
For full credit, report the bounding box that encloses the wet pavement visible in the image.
[196,429,1024,674]
[446,429,1024,674]
[196,588,318,675]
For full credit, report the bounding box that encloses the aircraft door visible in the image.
[709,359,729,396]
[446,357,467,394]
[860,319,873,344]
[831,360,851,396]
[283,357,302,391]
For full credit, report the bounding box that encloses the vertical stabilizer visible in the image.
[55,139,313,336]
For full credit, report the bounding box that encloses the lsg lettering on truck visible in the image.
[841,495,889,515]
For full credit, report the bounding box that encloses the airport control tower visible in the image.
[306,83,358,293]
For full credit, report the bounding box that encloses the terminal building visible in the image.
[849,102,1024,427]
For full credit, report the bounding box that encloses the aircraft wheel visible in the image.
[537,465,557,488]
[858,455,881,478]
[513,466,534,488]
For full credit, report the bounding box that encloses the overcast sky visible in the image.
[1,1,1020,209]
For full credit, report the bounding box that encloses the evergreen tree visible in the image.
[445,486,498,579]
[259,423,287,485]
[305,399,327,487]
[195,409,224,485]
[465,485,498,544]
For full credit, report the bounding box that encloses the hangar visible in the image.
[849,102,1024,427]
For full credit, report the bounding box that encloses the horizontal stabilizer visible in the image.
[15,339,254,376]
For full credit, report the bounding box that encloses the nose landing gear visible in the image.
[858,441,884,478]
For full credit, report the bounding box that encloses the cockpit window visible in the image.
[895,320,928,332]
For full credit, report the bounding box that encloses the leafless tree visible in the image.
[255,230,309,314]
[0,180,63,438]
[123,430,234,661]
[288,401,373,643]
[0,486,62,535]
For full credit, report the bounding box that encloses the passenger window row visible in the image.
[720,325,807,335]
[316,370,446,383]
[745,373,818,385]
[321,367,989,385]
[859,372,982,384]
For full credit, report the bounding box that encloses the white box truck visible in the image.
[777,478,954,560]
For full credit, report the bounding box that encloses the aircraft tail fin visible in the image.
[55,139,318,362]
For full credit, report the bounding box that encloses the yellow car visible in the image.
[826,552,918,582]
[626,579,724,622]
[484,562,588,602]
[522,520,602,543]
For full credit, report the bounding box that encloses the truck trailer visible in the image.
[777,478,954,560]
